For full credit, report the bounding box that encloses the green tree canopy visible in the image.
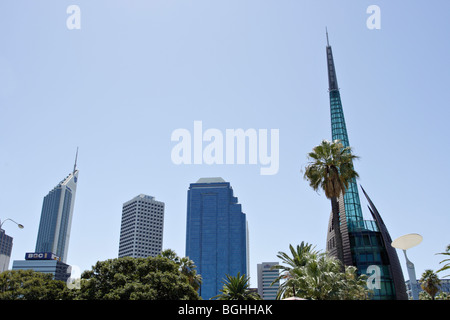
[0,269,71,300]
[75,255,200,300]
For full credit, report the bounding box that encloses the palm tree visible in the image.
[339,265,371,300]
[212,273,261,300]
[436,244,450,278]
[179,256,202,291]
[293,252,345,300]
[303,139,359,264]
[159,249,180,263]
[275,242,319,270]
[159,249,202,291]
[419,269,441,300]
[272,242,319,298]
[274,246,369,300]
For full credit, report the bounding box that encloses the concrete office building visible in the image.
[118,194,165,258]
[0,229,13,273]
[257,262,279,300]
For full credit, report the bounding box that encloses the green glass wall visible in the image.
[326,43,400,299]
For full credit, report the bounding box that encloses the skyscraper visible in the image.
[0,229,13,273]
[185,177,248,300]
[118,194,165,258]
[257,262,279,300]
[324,31,407,299]
[34,150,79,263]
[12,151,78,281]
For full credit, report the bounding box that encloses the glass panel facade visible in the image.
[327,45,400,299]
[56,189,73,259]
[329,90,364,224]
[186,179,247,300]
[349,230,396,300]
[35,170,78,263]
[12,259,71,282]
[35,187,62,253]
[329,88,397,300]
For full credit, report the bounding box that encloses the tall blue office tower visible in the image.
[324,31,407,299]
[35,150,79,263]
[185,178,248,300]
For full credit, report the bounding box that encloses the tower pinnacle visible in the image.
[73,147,78,174]
[326,31,339,92]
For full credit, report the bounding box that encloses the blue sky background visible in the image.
[1,0,449,288]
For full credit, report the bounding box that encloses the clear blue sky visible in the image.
[1,0,449,287]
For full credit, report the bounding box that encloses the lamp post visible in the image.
[391,233,423,300]
[0,217,24,272]
[0,218,25,230]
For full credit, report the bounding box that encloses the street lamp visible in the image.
[0,217,24,272]
[0,218,24,230]
[391,233,423,300]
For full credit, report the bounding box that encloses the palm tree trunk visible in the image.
[331,196,344,270]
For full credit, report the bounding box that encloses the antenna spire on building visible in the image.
[73,147,78,173]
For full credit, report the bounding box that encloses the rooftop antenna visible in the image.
[73,147,78,173]
[326,27,330,46]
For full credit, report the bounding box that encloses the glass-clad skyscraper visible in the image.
[324,32,407,299]
[185,177,248,300]
[35,154,79,263]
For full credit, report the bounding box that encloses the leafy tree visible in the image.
[75,255,200,300]
[212,272,261,300]
[0,269,71,300]
[419,269,441,300]
[436,244,450,278]
[419,291,450,300]
[303,139,359,263]
[435,292,450,300]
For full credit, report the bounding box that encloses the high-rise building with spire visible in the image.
[34,149,79,263]
[324,31,407,300]
[12,150,79,281]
